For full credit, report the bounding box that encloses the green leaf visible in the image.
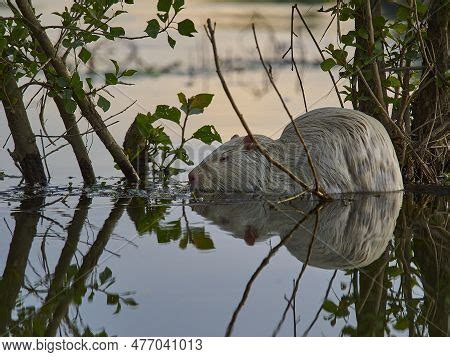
[0,38,7,52]
[340,32,354,46]
[105,72,118,85]
[145,19,160,39]
[157,0,172,13]
[396,6,411,21]
[320,58,336,72]
[356,27,368,40]
[63,98,77,114]
[110,59,120,74]
[177,92,187,106]
[190,93,214,110]
[78,47,91,63]
[332,49,348,65]
[109,26,125,37]
[387,76,402,88]
[171,147,193,165]
[167,35,176,48]
[157,13,168,22]
[86,77,93,90]
[136,113,153,138]
[173,0,184,13]
[339,7,353,21]
[122,69,137,77]
[416,1,428,16]
[372,16,386,30]
[154,128,172,146]
[178,19,197,37]
[97,95,111,112]
[445,70,450,80]
[391,22,408,35]
[154,105,181,123]
[192,125,222,145]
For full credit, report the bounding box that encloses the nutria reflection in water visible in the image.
[193,193,403,270]
[189,108,404,195]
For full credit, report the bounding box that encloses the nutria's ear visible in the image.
[243,135,255,150]
[230,134,239,140]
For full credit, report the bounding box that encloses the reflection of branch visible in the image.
[354,247,389,336]
[225,204,321,336]
[181,205,193,243]
[0,196,44,335]
[302,269,337,336]
[45,198,129,336]
[45,196,92,304]
[272,209,320,336]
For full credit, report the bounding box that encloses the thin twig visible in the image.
[205,19,330,201]
[283,5,308,112]
[252,24,320,194]
[293,5,344,108]
[39,129,51,181]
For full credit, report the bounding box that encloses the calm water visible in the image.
[0,185,448,337]
[0,1,449,337]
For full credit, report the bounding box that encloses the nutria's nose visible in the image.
[188,171,197,184]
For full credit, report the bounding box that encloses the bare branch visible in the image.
[205,19,331,201]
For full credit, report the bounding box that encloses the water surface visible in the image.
[0,184,448,336]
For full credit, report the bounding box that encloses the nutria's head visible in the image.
[188,134,289,193]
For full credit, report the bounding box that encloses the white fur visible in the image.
[190,108,404,194]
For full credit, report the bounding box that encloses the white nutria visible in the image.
[192,193,402,270]
[188,107,404,194]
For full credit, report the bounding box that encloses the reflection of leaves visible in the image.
[136,206,170,235]
[341,325,357,336]
[73,284,87,305]
[387,265,403,277]
[99,267,112,285]
[82,328,108,337]
[123,298,138,306]
[156,220,182,243]
[184,227,215,250]
[393,316,409,331]
[107,293,119,305]
[127,199,214,250]
[323,300,339,314]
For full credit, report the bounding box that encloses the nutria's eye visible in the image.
[219,156,228,162]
